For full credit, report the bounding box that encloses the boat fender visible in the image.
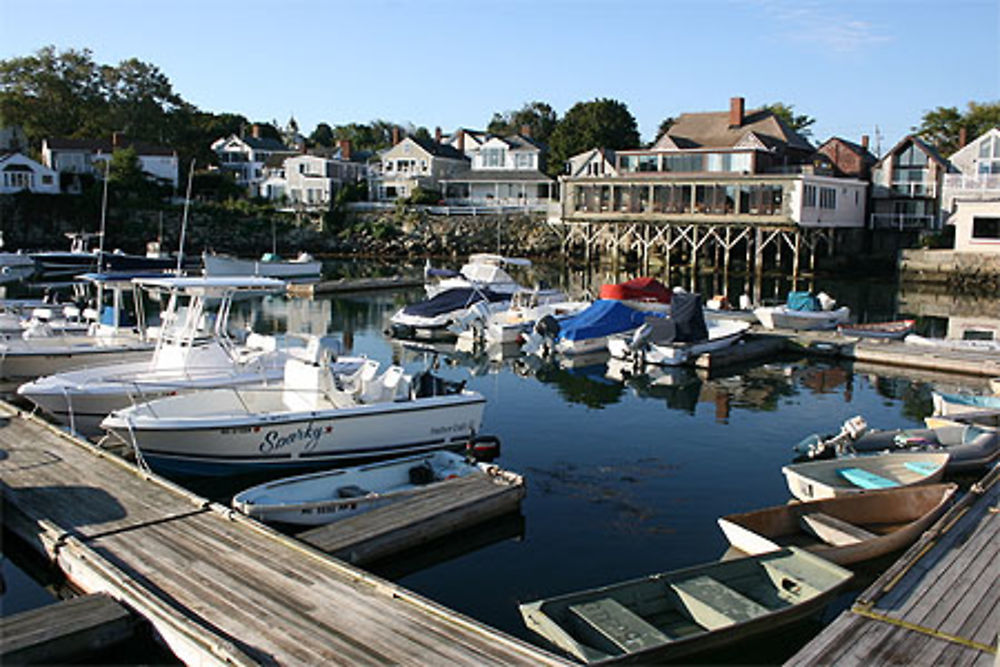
[466,435,501,462]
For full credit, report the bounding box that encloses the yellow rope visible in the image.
[852,605,996,654]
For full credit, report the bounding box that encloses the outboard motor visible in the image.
[466,434,501,462]
[534,314,560,339]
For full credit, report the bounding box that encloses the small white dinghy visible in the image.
[754,291,849,331]
[781,451,949,501]
[232,449,521,526]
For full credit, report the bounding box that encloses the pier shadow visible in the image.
[3,482,128,532]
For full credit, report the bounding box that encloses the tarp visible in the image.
[598,277,672,304]
[402,287,507,318]
[670,292,708,342]
[557,299,651,342]
[786,291,821,312]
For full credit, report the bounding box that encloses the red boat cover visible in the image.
[598,277,672,304]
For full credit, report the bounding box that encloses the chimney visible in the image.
[520,124,532,138]
[958,126,968,149]
[391,126,400,145]
[251,124,261,139]
[861,135,870,150]
[729,97,745,128]
[457,129,465,153]
[338,139,351,161]
[112,131,123,149]
[434,126,442,144]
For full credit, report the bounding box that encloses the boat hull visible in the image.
[103,394,486,476]
[781,452,949,501]
[203,253,321,278]
[754,306,850,331]
[718,483,957,565]
[837,319,915,340]
[0,343,154,380]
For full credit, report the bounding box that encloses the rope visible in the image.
[851,605,996,654]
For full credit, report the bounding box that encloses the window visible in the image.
[972,217,1000,240]
[803,184,817,207]
[619,155,637,172]
[638,155,658,172]
[819,187,836,209]
[482,148,506,168]
[41,175,53,185]
[662,154,703,173]
[515,153,534,169]
[739,185,783,215]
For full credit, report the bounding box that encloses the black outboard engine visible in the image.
[534,314,560,339]
[466,434,501,462]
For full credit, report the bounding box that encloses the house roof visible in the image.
[241,135,296,152]
[873,134,951,169]
[440,168,553,183]
[815,137,877,165]
[411,137,468,160]
[45,136,175,156]
[654,107,814,153]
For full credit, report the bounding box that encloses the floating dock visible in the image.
[788,464,1000,665]
[287,275,423,297]
[298,471,525,565]
[0,403,566,666]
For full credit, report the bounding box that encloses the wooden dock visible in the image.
[0,403,567,666]
[0,593,135,663]
[287,275,423,297]
[298,471,525,566]
[787,464,1000,666]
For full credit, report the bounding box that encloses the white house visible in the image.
[41,135,179,190]
[0,152,60,195]
[791,175,868,228]
[271,142,369,209]
[566,148,619,178]
[210,126,298,196]
[369,135,468,201]
[947,199,1000,254]
[941,128,1000,212]
[439,133,556,207]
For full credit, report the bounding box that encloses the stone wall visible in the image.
[900,249,1000,292]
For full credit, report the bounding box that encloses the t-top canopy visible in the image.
[133,275,286,294]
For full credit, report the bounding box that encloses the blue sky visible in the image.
[1,0,997,153]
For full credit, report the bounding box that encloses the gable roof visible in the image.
[241,135,296,152]
[654,107,813,152]
[948,126,1000,162]
[873,134,950,168]
[815,137,877,165]
[411,137,468,160]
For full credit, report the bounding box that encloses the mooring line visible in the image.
[851,605,996,655]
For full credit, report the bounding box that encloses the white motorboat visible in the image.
[100,343,487,476]
[453,288,588,345]
[0,302,91,337]
[931,391,1000,417]
[0,272,160,379]
[607,293,750,366]
[18,276,293,436]
[904,334,1000,354]
[424,253,530,298]
[387,286,511,340]
[521,299,652,357]
[30,232,102,276]
[0,250,36,283]
[203,250,322,279]
[754,291,850,331]
[232,450,521,526]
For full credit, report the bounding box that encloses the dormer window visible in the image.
[514,152,534,169]
[977,136,1000,174]
[483,148,506,168]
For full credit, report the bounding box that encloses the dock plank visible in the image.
[0,593,135,664]
[0,406,566,666]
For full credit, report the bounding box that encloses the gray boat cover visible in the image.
[671,292,708,342]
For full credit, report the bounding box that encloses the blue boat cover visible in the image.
[403,287,507,317]
[787,291,821,312]
[937,393,1000,410]
[557,299,651,342]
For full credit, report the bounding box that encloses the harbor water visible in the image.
[2,261,997,664]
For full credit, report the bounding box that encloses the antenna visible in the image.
[874,125,883,158]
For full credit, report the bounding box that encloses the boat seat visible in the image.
[567,597,671,654]
[760,559,822,600]
[836,467,898,490]
[799,512,876,547]
[670,576,770,630]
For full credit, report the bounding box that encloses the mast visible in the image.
[98,158,110,271]
[176,158,195,274]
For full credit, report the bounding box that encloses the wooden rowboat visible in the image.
[837,319,915,340]
[718,483,957,565]
[518,547,852,664]
[781,452,949,501]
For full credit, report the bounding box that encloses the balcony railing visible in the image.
[942,173,1000,192]
[889,182,937,198]
[869,213,938,230]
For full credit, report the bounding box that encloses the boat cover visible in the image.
[670,292,708,342]
[557,299,650,342]
[402,287,508,317]
[787,291,821,312]
[425,267,461,278]
[598,277,672,304]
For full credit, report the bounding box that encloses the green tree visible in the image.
[916,101,1000,155]
[762,102,816,138]
[310,122,335,147]
[546,98,640,177]
[487,101,558,145]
